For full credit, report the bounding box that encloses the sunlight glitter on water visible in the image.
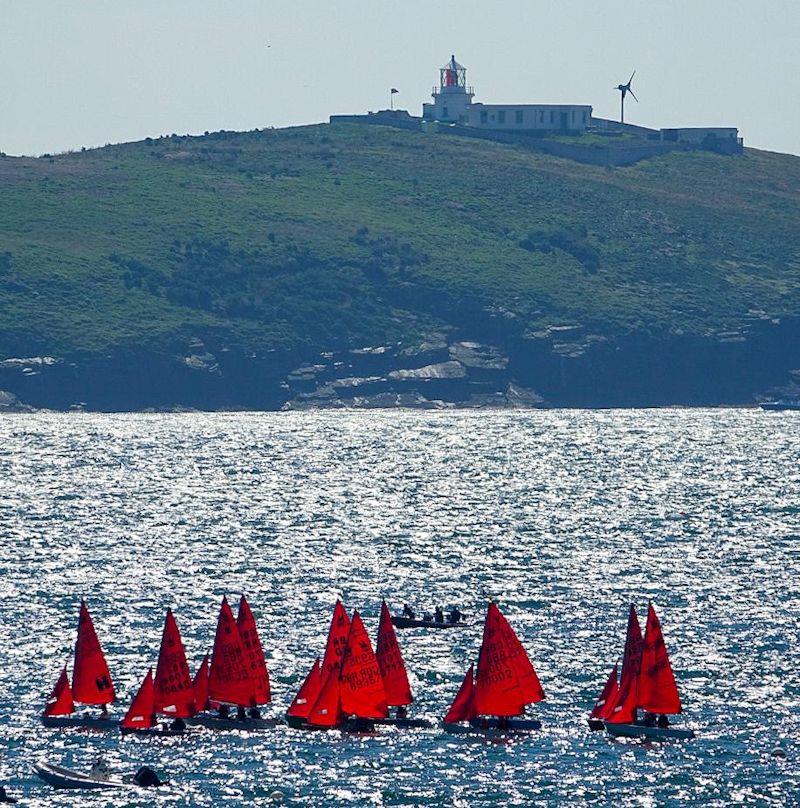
[0,409,798,806]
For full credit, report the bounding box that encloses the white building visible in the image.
[422,55,592,134]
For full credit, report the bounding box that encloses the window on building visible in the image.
[498,110,506,124]
[480,110,488,124]
[550,110,555,125]
[516,109,523,124]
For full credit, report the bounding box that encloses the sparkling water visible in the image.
[0,410,797,805]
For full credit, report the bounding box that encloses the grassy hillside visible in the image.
[1,123,799,407]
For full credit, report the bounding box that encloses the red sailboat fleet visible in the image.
[589,602,694,740]
[42,596,694,741]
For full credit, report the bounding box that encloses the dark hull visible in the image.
[186,714,282,731]
[392,617,466,630]
[41,715,117,730]
[444,717,542,735]
[604,721,695,741]
[587,718,605,731]
[760,402,800,411]
[119,725,188,737]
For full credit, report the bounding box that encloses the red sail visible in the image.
[606,605,644,723]
[638,603,682,715]
[287,658,322,718]
[72,600,115,705]
[236,594,271,705]
[208,596,256,707]
[307,666,342,727]
[590,661,619,719]
[321,600,351,680]
[192,654,210,712]
[154,608,196,718]
[121,669,156,730]
[475,603,526,717]
[376,600,413,707]
[339,610,388,719]
[494,604,545,703]
[444,664,477,723]
[44,666,74,716]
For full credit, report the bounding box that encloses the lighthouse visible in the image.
[422,55,474,123]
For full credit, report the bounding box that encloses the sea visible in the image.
[0,409,798,806]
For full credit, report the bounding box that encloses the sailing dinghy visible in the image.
[286,599,350,729]
[42,600,116,729]
[443,602,545,734]
[120,609,196,735]
[374,600,432,728]
[603,603,695,740]
[188,595,280,730]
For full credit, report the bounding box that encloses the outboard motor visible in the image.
[133,766,163,788]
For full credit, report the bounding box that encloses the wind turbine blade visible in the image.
[629,70,636,84]
[629,89,638,102]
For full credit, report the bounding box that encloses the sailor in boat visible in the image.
[434,606,444,623]
[218,704,230,719]
[89,756,111,782]
[169,717,187,733]
[236,705,247,721]
[395,705,408,719]
[402,604,416,620]
[248,706,261,719]
[657,714,670,728]
[99,703,109,720]
[422,611,434,622]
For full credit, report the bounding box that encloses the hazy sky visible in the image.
[2,1,799,156]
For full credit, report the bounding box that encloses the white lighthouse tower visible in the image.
[422,55,474,123]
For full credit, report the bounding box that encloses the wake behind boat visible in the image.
[42,600,117,730]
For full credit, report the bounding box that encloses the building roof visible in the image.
[442,54,465,71]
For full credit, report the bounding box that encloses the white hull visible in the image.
[604,721,695,741]
[34,761,133,791]
[41,714,117,730]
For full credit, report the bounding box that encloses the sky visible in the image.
[2,0,799,157]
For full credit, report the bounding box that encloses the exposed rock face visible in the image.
[0,390,34,412]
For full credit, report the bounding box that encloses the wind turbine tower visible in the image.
[615,71,638,124]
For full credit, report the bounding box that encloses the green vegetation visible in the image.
[1,123,799,364]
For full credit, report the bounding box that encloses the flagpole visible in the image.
[390,89,394,111]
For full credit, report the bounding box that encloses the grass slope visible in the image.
[1,123,799,366]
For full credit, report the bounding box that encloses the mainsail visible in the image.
[638,603,682,715]
[236,594,271,705]
[72,600,115,705]
[339,610,388,719]
[376,600,412,707]
[153,608,196,718]
[208,596,255,707]
[475,602,543,717]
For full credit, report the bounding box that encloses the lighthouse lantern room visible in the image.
[422,55,474,123]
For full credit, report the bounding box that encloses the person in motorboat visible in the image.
[657,714,670,728]
[236,706,247,721]
[248,706,261,719]
[448,606,463,624]
[423,612,434,622]
[402,604,416,620]
[0,786,17,803]
[89,756,111,781]
[434,606,444,623]
[169,717,186,733]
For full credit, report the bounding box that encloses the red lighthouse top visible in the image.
[440,55,467,89]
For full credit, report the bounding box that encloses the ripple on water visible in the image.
[0,409,798,806]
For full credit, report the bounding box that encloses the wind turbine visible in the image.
[615,71,638,124]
